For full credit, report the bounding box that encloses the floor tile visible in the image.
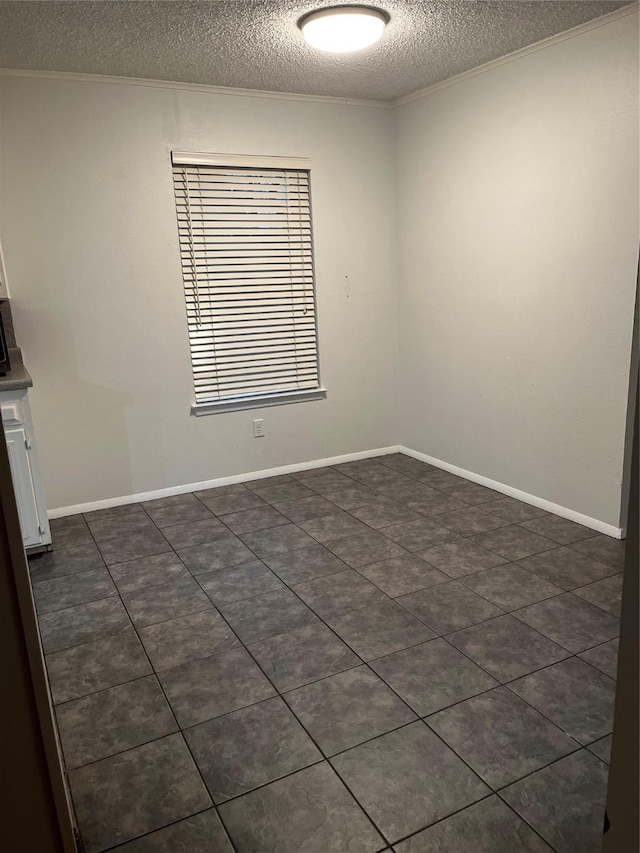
[201,489,266,515]
[161,518,228,548]
[143,500,214,529]
[97,529,170,566]
[109,809,233,852]
[417,535,506,578]
[508,658,615,744]
[461,564,563,611]
[324,486,389,510]
[122,577,213,628]
[219,762,383,852]
[413,468,468,490]
[176,534,255,574]
[56,675,177,769]
[587,734,612,764]
[327,600,436,660]
[382,518,455,551]
[433,506,509,536]
[239,523,317,557]
[272,495,337,522]
[138,609,240,671]
[108,552,191,596]
[84,503,146,522]
[521,514,595,545]
[482,497,548,524]
[286,666,416,755]
[578,638,619,679]
[38,597,132,653]
[514,593,619,653]
[334,458,388,477]
[470,526,555,561]
[158,647,276,728]
[46,631,152,705]
[332,722,489,843]
[29,542,104,583]
[32,567,117,614]
[298,511,373,542]
[375,479,441,503]
[249,622,360,692]
[447,615,569,682]
[141,491,201,510]
[220,587,319,643]
[517,546,616,590]
[185,696,321,802]
[379,454,435,478]
[399,581,503,635]
[86,512,158,544]
[198,559,284,606]
[349,501,423,530]
[370,639,498,716]
[345,466,411,490]
[219,505,288,534]
[356,554,450,598]
[501,749,608,853]
[326,530,407,567]
[444,482,501,505]
[50,515,94,549]
[573,574,623,615]
[394,794,552,852]
[300,471,360,494]
[406,492,469,516]
[251,481,317,503]
[294,569,389,618]
[69,733,211,853]
[569,534,625,570]
[426,686,577,789]
[264,542,349,585]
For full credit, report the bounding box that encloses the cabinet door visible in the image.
[5,426,42,547]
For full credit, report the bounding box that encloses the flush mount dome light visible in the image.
[299,5,389,53]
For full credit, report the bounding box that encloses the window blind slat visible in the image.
[173,159,320,404]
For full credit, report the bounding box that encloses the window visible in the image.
[172,152,325,414]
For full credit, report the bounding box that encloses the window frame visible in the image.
[171,151,326,415]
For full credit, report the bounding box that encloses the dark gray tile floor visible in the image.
[34,453,624,852]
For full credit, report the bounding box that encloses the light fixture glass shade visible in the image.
[299,6,388,53]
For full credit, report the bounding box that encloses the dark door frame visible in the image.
[604,277,639,852]
[0,416,76,852]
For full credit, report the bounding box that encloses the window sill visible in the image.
[191,387,327,416]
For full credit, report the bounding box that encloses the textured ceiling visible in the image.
[0,1,631,102]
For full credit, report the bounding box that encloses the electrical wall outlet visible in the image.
[253,418,265,438]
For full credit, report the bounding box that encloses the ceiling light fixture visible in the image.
[298,5,389,54]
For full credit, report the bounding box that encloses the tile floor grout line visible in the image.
[97,804,220,853]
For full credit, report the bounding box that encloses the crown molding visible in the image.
[0,3,636,110]
[0,67,392,110]
[393,3,639,107]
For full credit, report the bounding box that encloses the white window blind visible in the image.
[172,153,322,410]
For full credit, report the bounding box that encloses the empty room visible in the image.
[0,2,638,852]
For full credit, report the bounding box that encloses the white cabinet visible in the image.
[1,389,51,551]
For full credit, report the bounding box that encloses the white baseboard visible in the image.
[398,445,624,540]
[49,442,624,539]
[47,445,402,518]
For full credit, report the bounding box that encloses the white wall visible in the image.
[396,13,639,528]
[0,77,398,509]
